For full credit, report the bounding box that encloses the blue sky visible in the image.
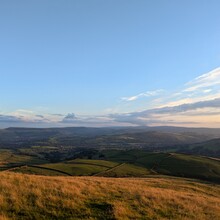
[0,0,220,128]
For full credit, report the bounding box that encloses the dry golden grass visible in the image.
[0,172,220,220]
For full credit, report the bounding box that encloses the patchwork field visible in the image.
[1,149,220,183]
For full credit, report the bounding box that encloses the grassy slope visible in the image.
[39,159,119,176]
[156,153,220,182]
[0,172,220,220]
[101,150,220,183]
[97,163,152,177]
[8,160,151,177]
[1,149,220,182]
[184,138,220,157]
[8,166,69,176]
[40,163,107,176]
[0,150,48,171]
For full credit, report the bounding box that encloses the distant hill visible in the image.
[1,126,219,149]
[96,131,207,149]
[180,138,220,157]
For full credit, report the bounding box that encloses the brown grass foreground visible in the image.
[0,172,220,220]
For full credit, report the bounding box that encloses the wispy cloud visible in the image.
[109,67,220,127]
[158,67,220,108]
[184,67,220,92]
[121,89,164,102]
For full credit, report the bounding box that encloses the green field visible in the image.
[39,159,118,176]
[10,166,69,176]
[97,163,152,177]
[96,150,220,182]
[1,149,220,183]
[0,149,48,171]
[156,153,220,182]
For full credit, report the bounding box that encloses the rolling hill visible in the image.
[1,149,220,183]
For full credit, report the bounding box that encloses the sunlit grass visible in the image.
[0,172,219,219]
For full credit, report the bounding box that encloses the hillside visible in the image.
[1,149,220,183]
[180,138,220,157]
[0,172,220,220]
[98,150,220,182]
[93,131,206,149]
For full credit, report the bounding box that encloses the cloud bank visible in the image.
[1,67,220,128]
[109,97,220,126]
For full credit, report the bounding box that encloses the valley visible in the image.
[0,126,220,219]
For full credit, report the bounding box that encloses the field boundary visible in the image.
[93,163,125,176]
[2,164,72,176]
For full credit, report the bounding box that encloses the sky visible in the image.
[0,0,220,128]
